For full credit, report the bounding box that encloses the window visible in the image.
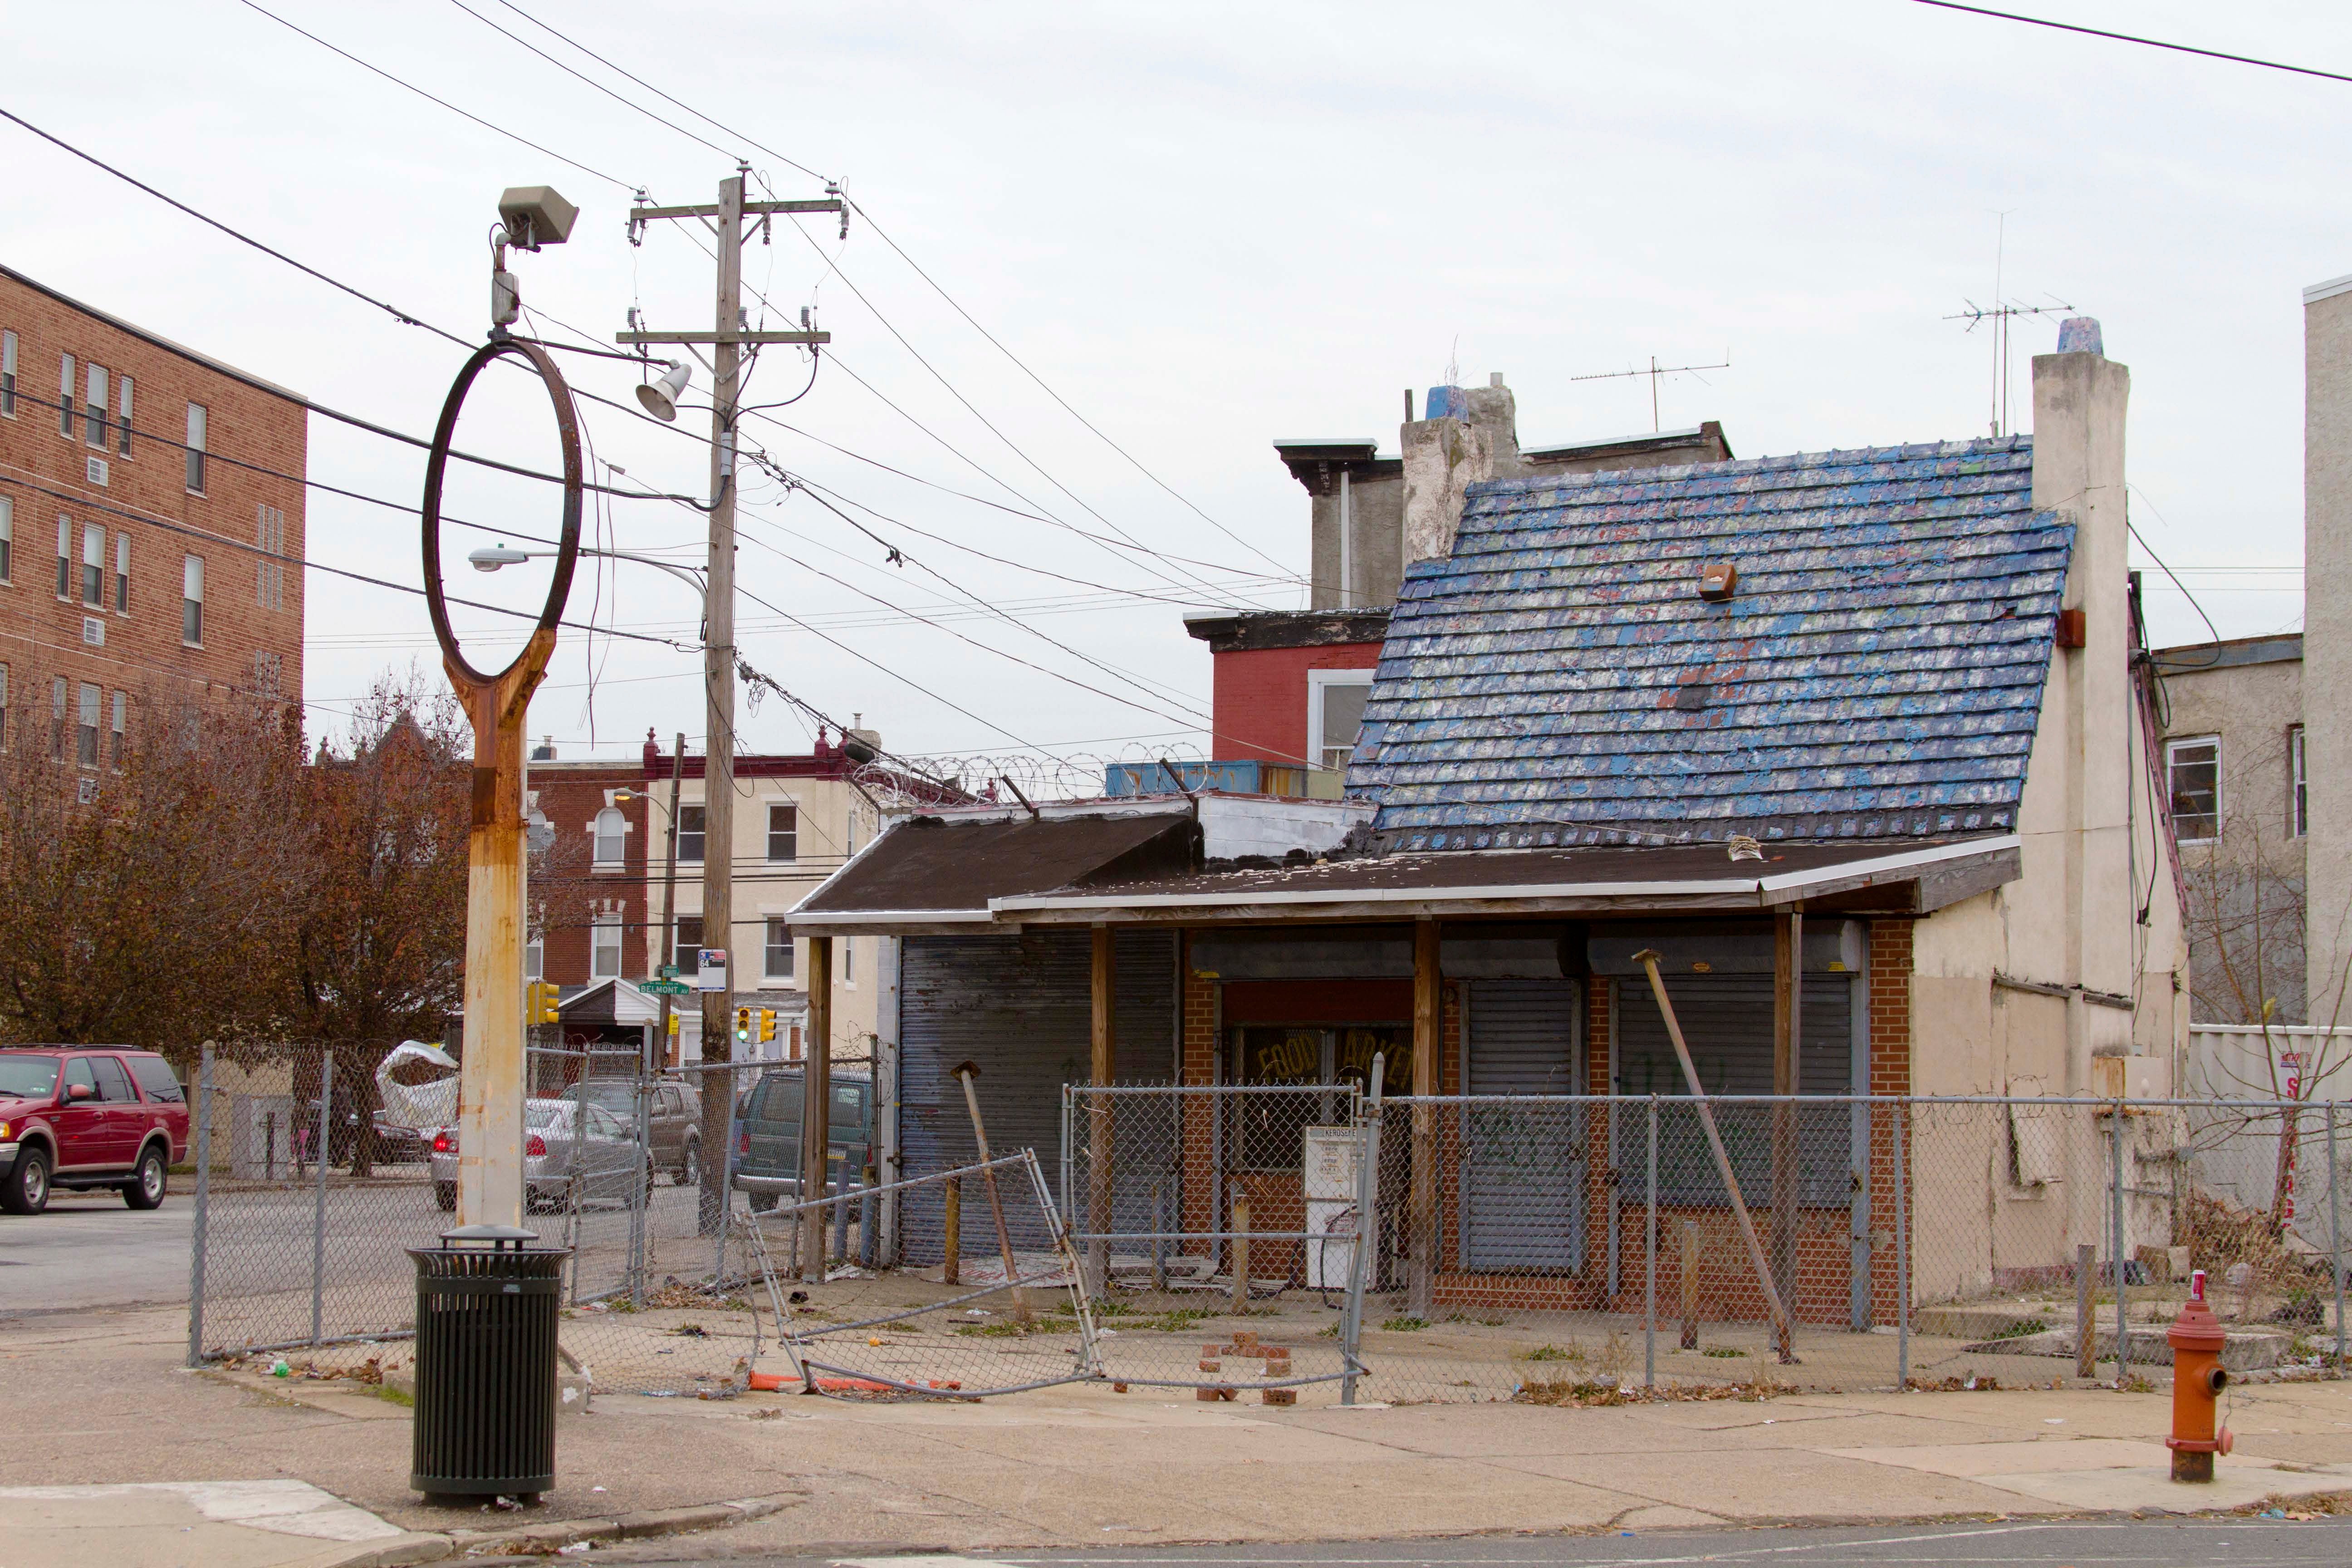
[182,555,203,644]
[1308,669,1374,772]
[676,803,705,863]
[55,515,70,598]
[766,803,797,862]
[0,328,15,416]
[76,682,99,768]
[113,533,128,613]
[2167,736,2221,843]
[0,664,9,751]
[81,524,103,607]
[128,1055,183,1102]
[593,805,627,866]
[0,495,11,583]
[253,651,282,698]
[2292,726,2308,840]
[840,937,854,985]
[89,1054,137,1103]
[255,505,285,609]
[591,915,623,980]
[672,915,703,978]
[185,404,207,493]
[116,375,131,457]
[84,364,107,448]
[110,691,125,768]
[58,353,74,438]
[50,677,65,760]
[764,917,794,980]
[526,808,553,854]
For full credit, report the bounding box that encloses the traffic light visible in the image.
[526,981,559,1025]
[734,1006,752,1045]
[758,1008,777,1044]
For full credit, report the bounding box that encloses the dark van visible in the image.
[730,1069,874,1211]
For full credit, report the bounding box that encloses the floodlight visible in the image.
[498,186,578,251]
[637,360,692,422]
[469,543,531,572]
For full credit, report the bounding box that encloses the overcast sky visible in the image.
[5,1,2344,779]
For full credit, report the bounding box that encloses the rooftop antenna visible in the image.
[1568,351,1732,432]
[1944,211,2072,437]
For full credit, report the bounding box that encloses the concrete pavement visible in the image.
[7,1303,2351,1567]
[0,1192,190,1314]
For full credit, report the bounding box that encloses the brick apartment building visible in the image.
[0,265,305,759]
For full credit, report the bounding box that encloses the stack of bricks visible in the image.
[1195,1329,1296,1405]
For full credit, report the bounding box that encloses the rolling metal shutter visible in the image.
[897,929,1176,1264]
[1612,974,1853,1207]
[1463,979,1585,1272]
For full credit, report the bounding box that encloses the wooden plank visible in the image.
[1407,918,1441,1315]
[1088,924,1117,1292]
[800,936,833,1281]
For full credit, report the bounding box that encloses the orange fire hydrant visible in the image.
[2166,1268,2232,1482]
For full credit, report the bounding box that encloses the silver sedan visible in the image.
[430,1098,649,1212]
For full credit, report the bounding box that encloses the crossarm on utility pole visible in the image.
[1632,948,1798,1363]
[616,330,830,347]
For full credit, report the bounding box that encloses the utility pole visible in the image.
[621,167,841,1236]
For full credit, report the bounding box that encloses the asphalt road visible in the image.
[0,1190,191,1313]
[616,1521,2352,1568]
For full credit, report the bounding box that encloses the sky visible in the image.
[5,1,2346,784]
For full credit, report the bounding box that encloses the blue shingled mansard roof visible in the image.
[1347,436,2073,851]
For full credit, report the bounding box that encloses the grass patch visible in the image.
[1702,1346,1744,1358]
[1989,1317,2048,1340]
[1516,1343,1583,1364]
[374,1384,414,1408]
[1381,1315,1430,1333]
[955,1316,1078,1338]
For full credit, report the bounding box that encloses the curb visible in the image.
[438,1492,800,1557]
[319,1535,459,1568]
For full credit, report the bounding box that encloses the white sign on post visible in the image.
[695,948,729,992]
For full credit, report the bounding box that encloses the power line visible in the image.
[444,0,745,165]
[1910,1,2352,85]
[232,0,637,190]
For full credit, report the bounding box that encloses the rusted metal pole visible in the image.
[943,1174,961,1286]
[1407,918,1441,1315]
[952,1061,1028,1314]
[1088,925,1117,1295]
[1633,948,1797,1363]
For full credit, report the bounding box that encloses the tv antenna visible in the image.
[1946,212,2072,437]
[1568,352,1731,432]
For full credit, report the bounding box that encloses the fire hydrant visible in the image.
[2166,1268,2232,1482]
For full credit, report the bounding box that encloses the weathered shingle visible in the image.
[1348,436,2072,849]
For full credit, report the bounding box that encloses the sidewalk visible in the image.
[6,1304,2349,1566]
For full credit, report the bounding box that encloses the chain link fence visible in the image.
[184,1044,2350,1409]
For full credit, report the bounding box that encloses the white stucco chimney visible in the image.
[2303,275,2352,1027]
[2024,319,2136,1059]
[1400,377,1520,567]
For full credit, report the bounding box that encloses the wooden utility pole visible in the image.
[620,170,841,1235]
[1407,918,1441,1315]
[802,936,833,1279]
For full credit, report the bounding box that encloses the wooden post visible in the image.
[1231,1192,1252,1312]
[952,1062,1028,1316]
[942,1175,962,1286]
[2074,1241,2096,1378]
[800,936,833,1280]
[451,628,556,1231]
[1770,911,1802,1359]
[1089,924,1117,1295]
[1407,918,1441,1315]
[1632,948,1797,1362]
[1681,1218,1701,1350]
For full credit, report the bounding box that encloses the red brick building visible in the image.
[0,265,306,756]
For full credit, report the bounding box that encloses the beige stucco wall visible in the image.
[647,773,880,1059]
[2306,279,2352,1032]
[2157,650,2306,1021]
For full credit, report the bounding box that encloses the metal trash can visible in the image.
[408,1223,571,1501]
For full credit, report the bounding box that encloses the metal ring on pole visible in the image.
[420,337,584,686]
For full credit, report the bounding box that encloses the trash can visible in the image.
[408,1224,571,1502]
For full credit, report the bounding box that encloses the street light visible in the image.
[636,361,693,422]
[468,542,706,600]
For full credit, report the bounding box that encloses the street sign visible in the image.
[641,979,690,996]
[694,949,729,993]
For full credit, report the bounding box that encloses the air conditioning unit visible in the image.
[82,616,105,647]
[85,456,109,487]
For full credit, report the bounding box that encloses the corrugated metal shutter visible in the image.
[1464,980,1585,1272]
[1613,975,1852,1206]
[897,929,1175,1264]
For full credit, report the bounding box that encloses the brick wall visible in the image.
[1869,917,1914,1325]
[528,760,650,985]
[1209,641,1379,766]
[0,270,305,755]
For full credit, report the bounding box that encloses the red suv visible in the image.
[0,1047,190,1215]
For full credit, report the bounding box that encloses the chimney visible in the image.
[1401,372,1519,568]
[2305,273,2352,1027]
[2029,318,2136,1065]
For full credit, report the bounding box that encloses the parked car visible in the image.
[0,1046,190,1215]
[427,1098,650,1212]
[730,1069,875,1212]
[568,1078,703,1186]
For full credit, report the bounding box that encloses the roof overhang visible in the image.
[986,836,2019,926]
